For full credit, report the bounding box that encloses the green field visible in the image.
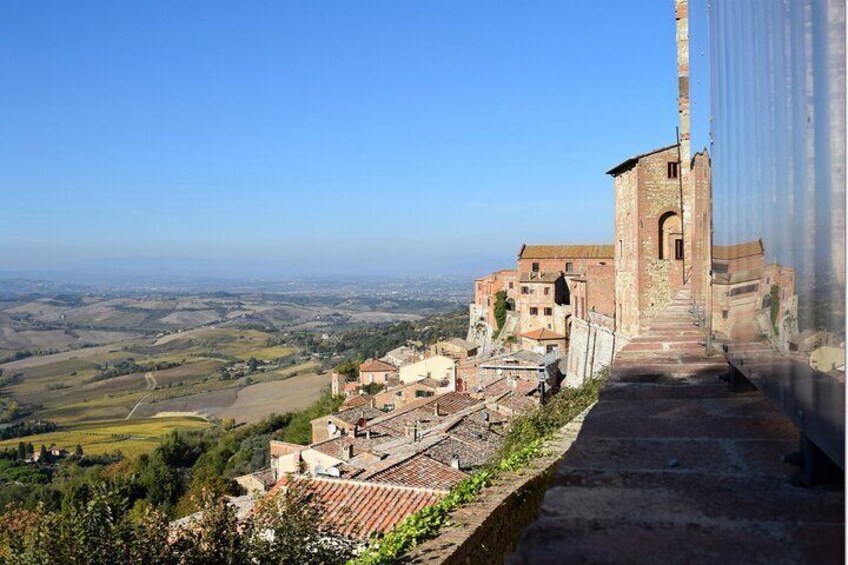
[236,345,295,361]
[0,416,211,458]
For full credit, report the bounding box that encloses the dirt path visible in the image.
[126,372,157,419]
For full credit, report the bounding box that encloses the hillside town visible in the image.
[164,0,848,546]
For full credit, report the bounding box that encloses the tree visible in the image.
[74,444,84,457]
[25,443,33,458]
[38,445,47,463]
[494,290,508,331]
[16,443,25,461]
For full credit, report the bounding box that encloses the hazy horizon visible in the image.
[1,1,679,278]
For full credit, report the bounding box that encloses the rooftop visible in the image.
[712,239,765,260]
[359,358,397,373]
[265,476,446,539]
[520,328,566,340]
[519,244,615,260]
[605,143,679,176]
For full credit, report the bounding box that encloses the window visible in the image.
[729,283,759,296]
[531,262,540,272]
[544,307,553,316]
[508,282,514,289]
[521,286,529,294]
[530,307,538,315]
[415,390,434,398]
[565,262,573,273]
[674,239,684,260]
[722,310,729,319]
[544,287,550,295]
[667,161,679,179]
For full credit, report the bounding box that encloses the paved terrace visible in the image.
[510,287,844,564]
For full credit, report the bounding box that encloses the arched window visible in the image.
[658,211,682,260]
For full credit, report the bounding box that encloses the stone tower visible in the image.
[608,144,686,337]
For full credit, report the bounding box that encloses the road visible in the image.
[126,372,157,419]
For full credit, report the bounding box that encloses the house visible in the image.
[429,338,478,360]
[515,271,570,336]
[398,355,456,393]
[358,359,398,386]
[380,345,419,367]
[234,469,277,497]
[519,328,567,354]
[310,405,384,444]
[370,378,440,411]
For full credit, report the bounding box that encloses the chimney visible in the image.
[450,454,460,470]
[341,443,353,461]
[370,397,376,408]
[352,424,359,438]
[413,420,420,442]
[433,402,440,417]
[366,429,372,440]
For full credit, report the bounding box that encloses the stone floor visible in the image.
[508,287,844,564]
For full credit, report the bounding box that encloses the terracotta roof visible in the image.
[359,359,397,373]
[265,476,445,539]
[606,143,679,176]
[712,239,764,260]
[518,244,615,260]
[269,440,305,458]
[366,453,467,490]
[520,328,566,340]
[341,394,371,409]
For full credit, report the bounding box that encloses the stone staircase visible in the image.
[610,285,728,386]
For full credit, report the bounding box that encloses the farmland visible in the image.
[0,416,210,458]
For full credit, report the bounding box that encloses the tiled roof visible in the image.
[334,405,384,424]
[444,338,477,351]
[265,476,445,539]
[366,453,467,490]
[269,440,304,458]
[310,433,393,460]
[712,239,764,260]
[430,392,478,414]
[519,244,615,260]
[605,143,679,176]
[425,436,495,471]
[480,349,546,368]
[520,328,566,340]
[341,394,371,409]
[359,359,397,373]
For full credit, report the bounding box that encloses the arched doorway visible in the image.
[658,211,682,260]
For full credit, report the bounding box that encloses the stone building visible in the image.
[515,271,569,336]
[608,144,687,337]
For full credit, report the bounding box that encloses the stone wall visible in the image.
[563,317,628,388]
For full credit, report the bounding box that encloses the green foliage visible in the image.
[770,284,781,333]
[360,382,385,395]
[334,358,362,381]
[351,372,605,565]
[278,390,344,445]
[0,479,353,565]
[0,420,58,441]
[493,290,507,331]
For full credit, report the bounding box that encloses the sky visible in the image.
[0,1,680,279]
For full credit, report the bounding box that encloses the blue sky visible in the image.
[0,1,679,278]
